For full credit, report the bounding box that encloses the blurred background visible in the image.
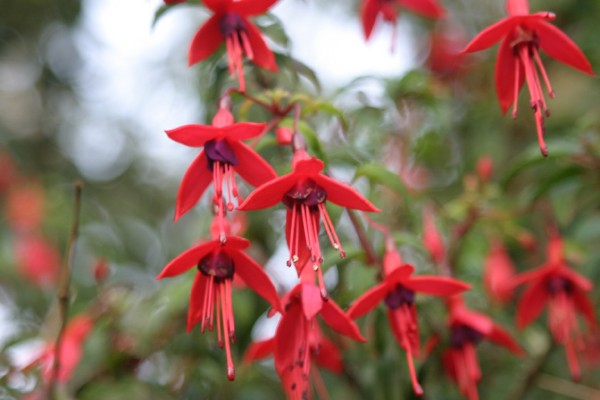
[1,0,599,398]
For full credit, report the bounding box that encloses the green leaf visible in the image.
[501,140,580,187]
[314,100,349,132]
[353,163,410,207]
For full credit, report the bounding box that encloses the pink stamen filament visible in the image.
[318,203,346,258]
[517,45,548,156]
[239,30,254,60]
[512,57,520,118]
[220,283,235,381]
[396,305,424,396]
[288,203,298,267]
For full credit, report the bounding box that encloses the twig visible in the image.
[347,210,378,266]
[47,181,83,399]
[537,374,600,399]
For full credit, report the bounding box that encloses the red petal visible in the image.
[462,17,516,53]
[237,174,298,210]
[383,250,403,275]
[229,141,277,187]
[347,282,389,319]
[165,125,220,147]
[361,0,381,40]
[157,240,219,279]
[274,301,304,375]
[495,36,524,114]
[187,274,207,331]
[386,264,415,282]
[244,20,278,72]
[244,338,275,361]
[571,289,597,328]
[510,265,552,288]
[487,324,525,355]
[188,14,224,66]
[558,267,593,292]
[314,336,344,372]
[231,0,279,16]
[404,276,471,297]
[398,0,445,19]
[230,249,282,312]
[516,280,548,328]
[451,308,494,335]
[301,283,323,320]
[175,151,212,220]
[224,236,251,251]
[315,174,380,212]
[221,122,266,141]
[202,0,227,13]
[294,157,324,175]
[535,21,594,75]
[321,300,366,342]
[506,0,529,16]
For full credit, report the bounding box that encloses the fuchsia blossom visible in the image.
[156,219,281,381]
[167,105,276,238]
[239,149,379,297]
[462,0,594,156]
[187,0,279,91]
[13,234,61,288]
[246,268,364,400]
[512,235,597,380]
[30,315,94,383]
[362,0,444,49]
[483,240,516,304]
[443,296,523,400]
[348,245,470,396]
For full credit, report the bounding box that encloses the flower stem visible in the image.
[47,181,83,400]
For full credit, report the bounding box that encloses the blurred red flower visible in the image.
[32,315,94,383]
[13,234,60,288]
[443,296,523,400]
[4,180,45,232]
[483,240,515,304]
[513,236,597,380]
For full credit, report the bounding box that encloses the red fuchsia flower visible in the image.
[483,240,516,304]
[422,206,445,265]
[348,246,470,396]
[188,0,279,91]
[4,180,45,232]
[238,149,379,297]
[462,0,594,157]
[156,223,281,381]
[31,314,94,383]
[362,0,445,49]
[426,25,468,79]
[475,155,493,183]
[443,295,524,400]
[246,268,364,400]
[13,234,60,288]
[167,105,276,238]
[512,235,597,380]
